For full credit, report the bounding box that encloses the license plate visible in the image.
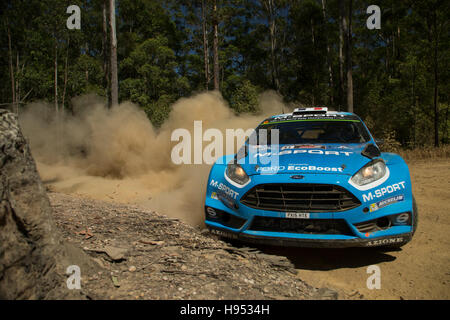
[285,212,310,219]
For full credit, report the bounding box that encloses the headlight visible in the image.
[226,163,250,185]
[351,160,387,186]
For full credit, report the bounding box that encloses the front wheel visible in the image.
[411,196,418,235]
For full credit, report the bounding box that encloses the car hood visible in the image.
[239,143,372,176]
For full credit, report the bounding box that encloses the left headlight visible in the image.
[226,163,250,185]
[351,160,387,186]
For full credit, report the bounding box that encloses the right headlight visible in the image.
[225,162,250,186]
[351,160,387,186]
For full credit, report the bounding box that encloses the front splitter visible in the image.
[208,226,412,248]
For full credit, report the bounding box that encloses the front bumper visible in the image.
[205,168,414,248]
[207,225,413,248]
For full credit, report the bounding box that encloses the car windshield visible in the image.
[251,119,371,145]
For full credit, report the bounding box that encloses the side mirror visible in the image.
[374,138,384,147]
[361,143,381,159]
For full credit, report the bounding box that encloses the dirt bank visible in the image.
[49,192,337,300]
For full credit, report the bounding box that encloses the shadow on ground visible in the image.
[222,239,399,271]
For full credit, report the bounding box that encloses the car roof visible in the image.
[263,110,361,124]
[269,111,356,118]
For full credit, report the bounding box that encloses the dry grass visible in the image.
[396,145,450,161]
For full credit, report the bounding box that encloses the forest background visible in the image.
[1,0,448,150]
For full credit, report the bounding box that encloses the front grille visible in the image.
[241,183,360,212]
[249,216,353,235]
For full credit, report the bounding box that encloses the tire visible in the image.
[411,196,419,235]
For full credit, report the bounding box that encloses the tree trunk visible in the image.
[311,18,317,105]
[54,39,59,114]
[265,0,279,92]
[202,0,209,91]
[109,0,119,107]
[0,110,96,299]
[16,53,20,115]
[212,0,220,91]
[411,64,416,147]
[62,39,69,112]
[344,0,353,113]
[85,43,89,83]
[433,11,439,147]
[321,0,334,106]
[6,20,16,114]
[443,106,449,144]
[338,0,345,111]
[103,0,111,107]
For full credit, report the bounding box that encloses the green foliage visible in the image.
[224,77,260,114]
[71,55,104,95]
[142,94,176,128]
[120,35,189,126]
[0,0,448,145]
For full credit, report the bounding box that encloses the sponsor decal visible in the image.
[209,179,239,199]
[206,207,217,217]
[253,149,353,158]
[211,192,218,200]
[256,165,344,173]
[365,237,405,247]
[362,181,406,203]
[378,194,405,207]
[369,194,405,212]
[256,165,286,172]
[209,228,239,239]
[281,144,325,150]
[288,165,343,172]
[395,213,410,224]
[265,114,359,123]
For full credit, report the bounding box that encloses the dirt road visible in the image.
[44,159,450,300]
[258,159,449,300]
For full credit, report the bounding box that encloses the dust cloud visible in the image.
[19,91,290,226]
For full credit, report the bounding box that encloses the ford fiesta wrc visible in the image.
[204,107,417,248]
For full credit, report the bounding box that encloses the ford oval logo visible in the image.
[290,175,304,180]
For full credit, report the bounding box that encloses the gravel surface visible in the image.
[49,192,338,300]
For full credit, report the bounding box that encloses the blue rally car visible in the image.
[204,107,417,248]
